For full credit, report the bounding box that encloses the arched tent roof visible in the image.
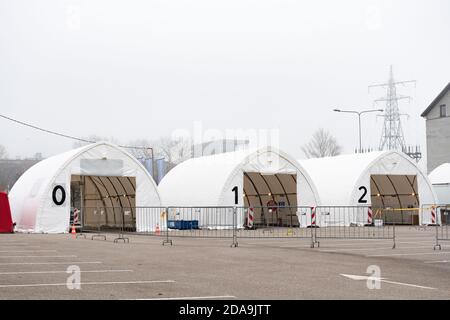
[299,151,437,207]
[429,163,450,205]
[158,146,320,207]
[429,163,450,185]
[9,142,161,233]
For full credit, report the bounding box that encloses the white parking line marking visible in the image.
[0,270,133,275]
[0,245,37,247]
[326,239,434,244]
[0,261,102,266]
[324,241,436,246]
[135,295,237,300]
[320,246,432,252]
[367,252,450,257]
[246,240,434,248]
[0,280,175,288]
[0,255,76,258]
[340,274,436,290]
[423,260,450,264]
[0,246,41,248]
[0,250,57,253]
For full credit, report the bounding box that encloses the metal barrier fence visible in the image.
[313,206,396,248]
[76,206,395,248]
[79,207,170,243]
[434,205,450,250]
[162,206,316,247]
[166,207,236,239]
[420,204,442,227]
[235,206,314,242]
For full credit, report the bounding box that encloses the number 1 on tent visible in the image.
[232,186,238,205]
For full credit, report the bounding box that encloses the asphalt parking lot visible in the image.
[0,226,449,300]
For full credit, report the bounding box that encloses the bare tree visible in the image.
[127,137,192,164]
[153,136,192,164]
[71,134,192,167]
[301,128,342,158]
[72,135,120,149]
[126,139,154,160]
[0,145,7,159]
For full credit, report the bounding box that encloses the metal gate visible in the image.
[75,206,396,248]
[434,205,450,250]
[312,206,396,248]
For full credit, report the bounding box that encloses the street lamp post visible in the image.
[333,108,384,153]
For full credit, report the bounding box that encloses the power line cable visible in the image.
[0,113,152,150]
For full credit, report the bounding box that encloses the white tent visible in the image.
[9,142,161,233]
[158,146,320,228]
[429,163,450,204]
[299,151,438,225]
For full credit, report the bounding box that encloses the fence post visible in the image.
[90,208,107,241]
[76,207,86,239]
[231,206,238,248]
[392,221,396,249]
[309,207,313,248]
[163,207,173,246]
[434,221,441,250]
[114,208,129,243]
[310,207,319,248]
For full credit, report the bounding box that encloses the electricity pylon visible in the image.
[369,66,421,161]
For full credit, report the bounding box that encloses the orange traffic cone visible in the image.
[71,225,76,238]
[155,224,161,236]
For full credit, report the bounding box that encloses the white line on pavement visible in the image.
[340,274,436,290]
[320,246,432,252]
[0,270,133,275]
[0,280,175,288]
[135,295,237,300]
[0,243,35,248]
[250,240,433,248]
[0,250,57,253]
[379,280,436,290]
[423,260,450,264]
[323,241,435,247]
[367,251,450,257]
[0,255,76,258]
[0,261,102,266]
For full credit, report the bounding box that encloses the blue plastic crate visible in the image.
[167,220,199,230]
[167,220,181,229]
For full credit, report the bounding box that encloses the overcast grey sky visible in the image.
[1,0,449,163]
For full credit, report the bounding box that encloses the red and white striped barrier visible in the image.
[367,207,373,225]
[311,207,316,227]
[431,206,436,225]
[247,207,254,229]
[73,208,80,224]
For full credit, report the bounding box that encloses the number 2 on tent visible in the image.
[358,186,368,203]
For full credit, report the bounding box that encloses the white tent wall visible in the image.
[355,153,437,225]
[429,163,450,205]
[300,151,438,226]
[432,185,450,205]
[158,146,321,228]
[9,142,161,233]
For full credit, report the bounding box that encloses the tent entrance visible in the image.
[243,172,299,227]
[370,174,419,225]
[70,175,137,231]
